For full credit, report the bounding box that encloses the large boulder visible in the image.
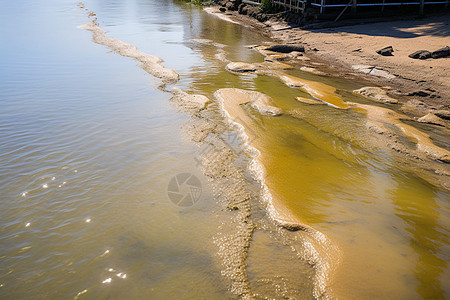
[431,46,450,59]
[408,50,431,59]
[376,46,394,56]
[265,44,305,53]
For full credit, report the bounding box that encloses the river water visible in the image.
[0,0,449,299]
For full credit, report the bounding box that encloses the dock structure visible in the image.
[245,0,449,15]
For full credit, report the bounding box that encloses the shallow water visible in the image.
[1,0,449,299]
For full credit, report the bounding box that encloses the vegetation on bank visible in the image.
[260,0,277,13]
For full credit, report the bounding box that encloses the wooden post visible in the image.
[419,0,424,14]
[352,0,357,15]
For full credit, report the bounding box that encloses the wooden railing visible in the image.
[243,0,448,14]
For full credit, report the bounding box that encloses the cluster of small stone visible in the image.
[408,46,450,60]
[376,45,450,59]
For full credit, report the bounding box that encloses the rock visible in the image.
[408,50,431,59]
[225,62,258,72]
[265,44,305,53]
[219,7,226,12]
[352,65,374,74]
[408,90,430,97]
[431,46,450,59]
[353,87,399,104]
[376,46,394,56]
[418,113,446,126]
[368,68,396,79]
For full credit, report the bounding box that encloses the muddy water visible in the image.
[1,0,449,299]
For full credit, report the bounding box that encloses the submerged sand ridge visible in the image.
[77,5,179,85]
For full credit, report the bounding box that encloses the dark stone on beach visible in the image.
[431,46,450,59]
[265,44,305,53]
[418,51,432,59]
[219,7,226,12]
[408,90,430,97]
[408,50,431,59]
[376,46,394,56]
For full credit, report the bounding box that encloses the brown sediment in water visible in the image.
[223,57,348,109]
[227,49,449,186]
[214,88,341,299]
[169,85,338,299]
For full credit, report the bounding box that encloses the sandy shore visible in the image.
[210,7,449,115]
[271,15,450,104]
